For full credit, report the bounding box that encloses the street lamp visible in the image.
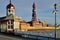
[53,3,58,40]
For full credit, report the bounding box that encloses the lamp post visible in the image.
[54,3,58,40]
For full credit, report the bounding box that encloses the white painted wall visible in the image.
[14,21,19,31]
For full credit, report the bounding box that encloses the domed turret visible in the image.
[6,0,15,16]
[7,0,15,9]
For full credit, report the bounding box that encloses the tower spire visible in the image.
[31,2,37,26]
[33,1,36,10]
[32,2,37,21]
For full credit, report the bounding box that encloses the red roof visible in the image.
[7,3,15,9]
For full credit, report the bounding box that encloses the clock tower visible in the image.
[6,0,15,16]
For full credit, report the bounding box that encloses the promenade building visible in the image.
[0,0,56,32]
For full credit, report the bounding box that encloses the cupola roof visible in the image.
[7,0,15,9]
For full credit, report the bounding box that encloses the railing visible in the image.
[14,31,60,40]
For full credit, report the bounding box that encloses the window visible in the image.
[8,20,13,29]
[11,25,13,29]
[9,10,11,12]
[8,25,10,29]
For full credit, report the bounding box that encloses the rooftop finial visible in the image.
[10,0,11,3]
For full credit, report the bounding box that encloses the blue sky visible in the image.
[0,0,60,25]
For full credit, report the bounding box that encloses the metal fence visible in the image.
[14,31,60,40]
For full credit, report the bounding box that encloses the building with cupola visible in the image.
[0,0,25,32]
[0,0,58,32]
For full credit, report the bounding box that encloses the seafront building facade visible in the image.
[0,0,60,32]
